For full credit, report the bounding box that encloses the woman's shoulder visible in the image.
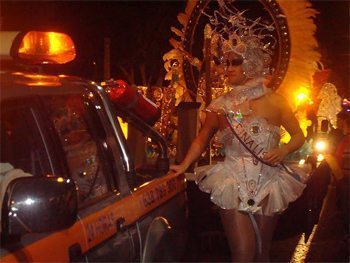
[206,92,230,113]
[266,91,290,108]
[267,91,286,100]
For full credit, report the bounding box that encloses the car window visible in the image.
[123,120,163,188]
[44,94,115,206]
[1,103,51,177]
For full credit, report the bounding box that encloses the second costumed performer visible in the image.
[170,6,307,262]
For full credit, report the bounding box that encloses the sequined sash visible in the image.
[225,114,301,180]
[225,114,276,167]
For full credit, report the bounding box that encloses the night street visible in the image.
[183,177,349,262]
[1,1,349,262]
[272,185,349,262]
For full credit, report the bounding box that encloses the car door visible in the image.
[0,96,84,261]
[42,89,139,262]
[120,117,188,262]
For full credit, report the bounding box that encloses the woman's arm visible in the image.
[170,111,219,175]
[263,95,305,165]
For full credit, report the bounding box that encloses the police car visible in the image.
[0,31,187,262]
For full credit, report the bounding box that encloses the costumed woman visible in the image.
[170,9,306,262]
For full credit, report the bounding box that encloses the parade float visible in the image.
[102,0,344,165]
[155,0,346,249]
[157,0,343,163]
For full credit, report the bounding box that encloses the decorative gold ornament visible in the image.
[163,0,321,108]
[317,82,342,128]
[277,0,321,100]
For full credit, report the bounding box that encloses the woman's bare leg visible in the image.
[254,214,279,262]
[219,208,256,262]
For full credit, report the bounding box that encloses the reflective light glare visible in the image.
[24,198,35,205]
[57,177,64,183]
[15,73,61,87]
[118,117,128,139]
[291,224,317,262]
[297,93,307,101]
[317,154,325,162]
[299,159,306,165]
[315,140,327,152]
[294,86,310,106]
[12,72,25,76]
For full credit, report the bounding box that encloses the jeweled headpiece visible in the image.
[204,0,277,78]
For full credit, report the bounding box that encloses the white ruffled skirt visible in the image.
[194,160,308,216]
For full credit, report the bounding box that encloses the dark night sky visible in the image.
[1,0,349,97]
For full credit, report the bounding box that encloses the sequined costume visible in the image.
[195,78,306,216]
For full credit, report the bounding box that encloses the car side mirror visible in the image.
[2,177,77,235]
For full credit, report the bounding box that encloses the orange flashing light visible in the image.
[17,31,76,64]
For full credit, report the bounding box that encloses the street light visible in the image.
[294,86,312,107]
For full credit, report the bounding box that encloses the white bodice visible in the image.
[195,79,306,215]
[216,116,281,158]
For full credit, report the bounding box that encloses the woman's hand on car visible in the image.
[169,163,188,176]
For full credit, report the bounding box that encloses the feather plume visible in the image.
[164,0,321,109]
[277,0,321,106]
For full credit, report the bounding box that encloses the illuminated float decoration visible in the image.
[164,0,320,101]
[163,0,322,150]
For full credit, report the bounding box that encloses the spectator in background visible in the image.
[334,108,350,235]
[328,111,347,154]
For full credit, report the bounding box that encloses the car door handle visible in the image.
[116,217,126,232]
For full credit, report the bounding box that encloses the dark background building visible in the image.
[1,1,349,96]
